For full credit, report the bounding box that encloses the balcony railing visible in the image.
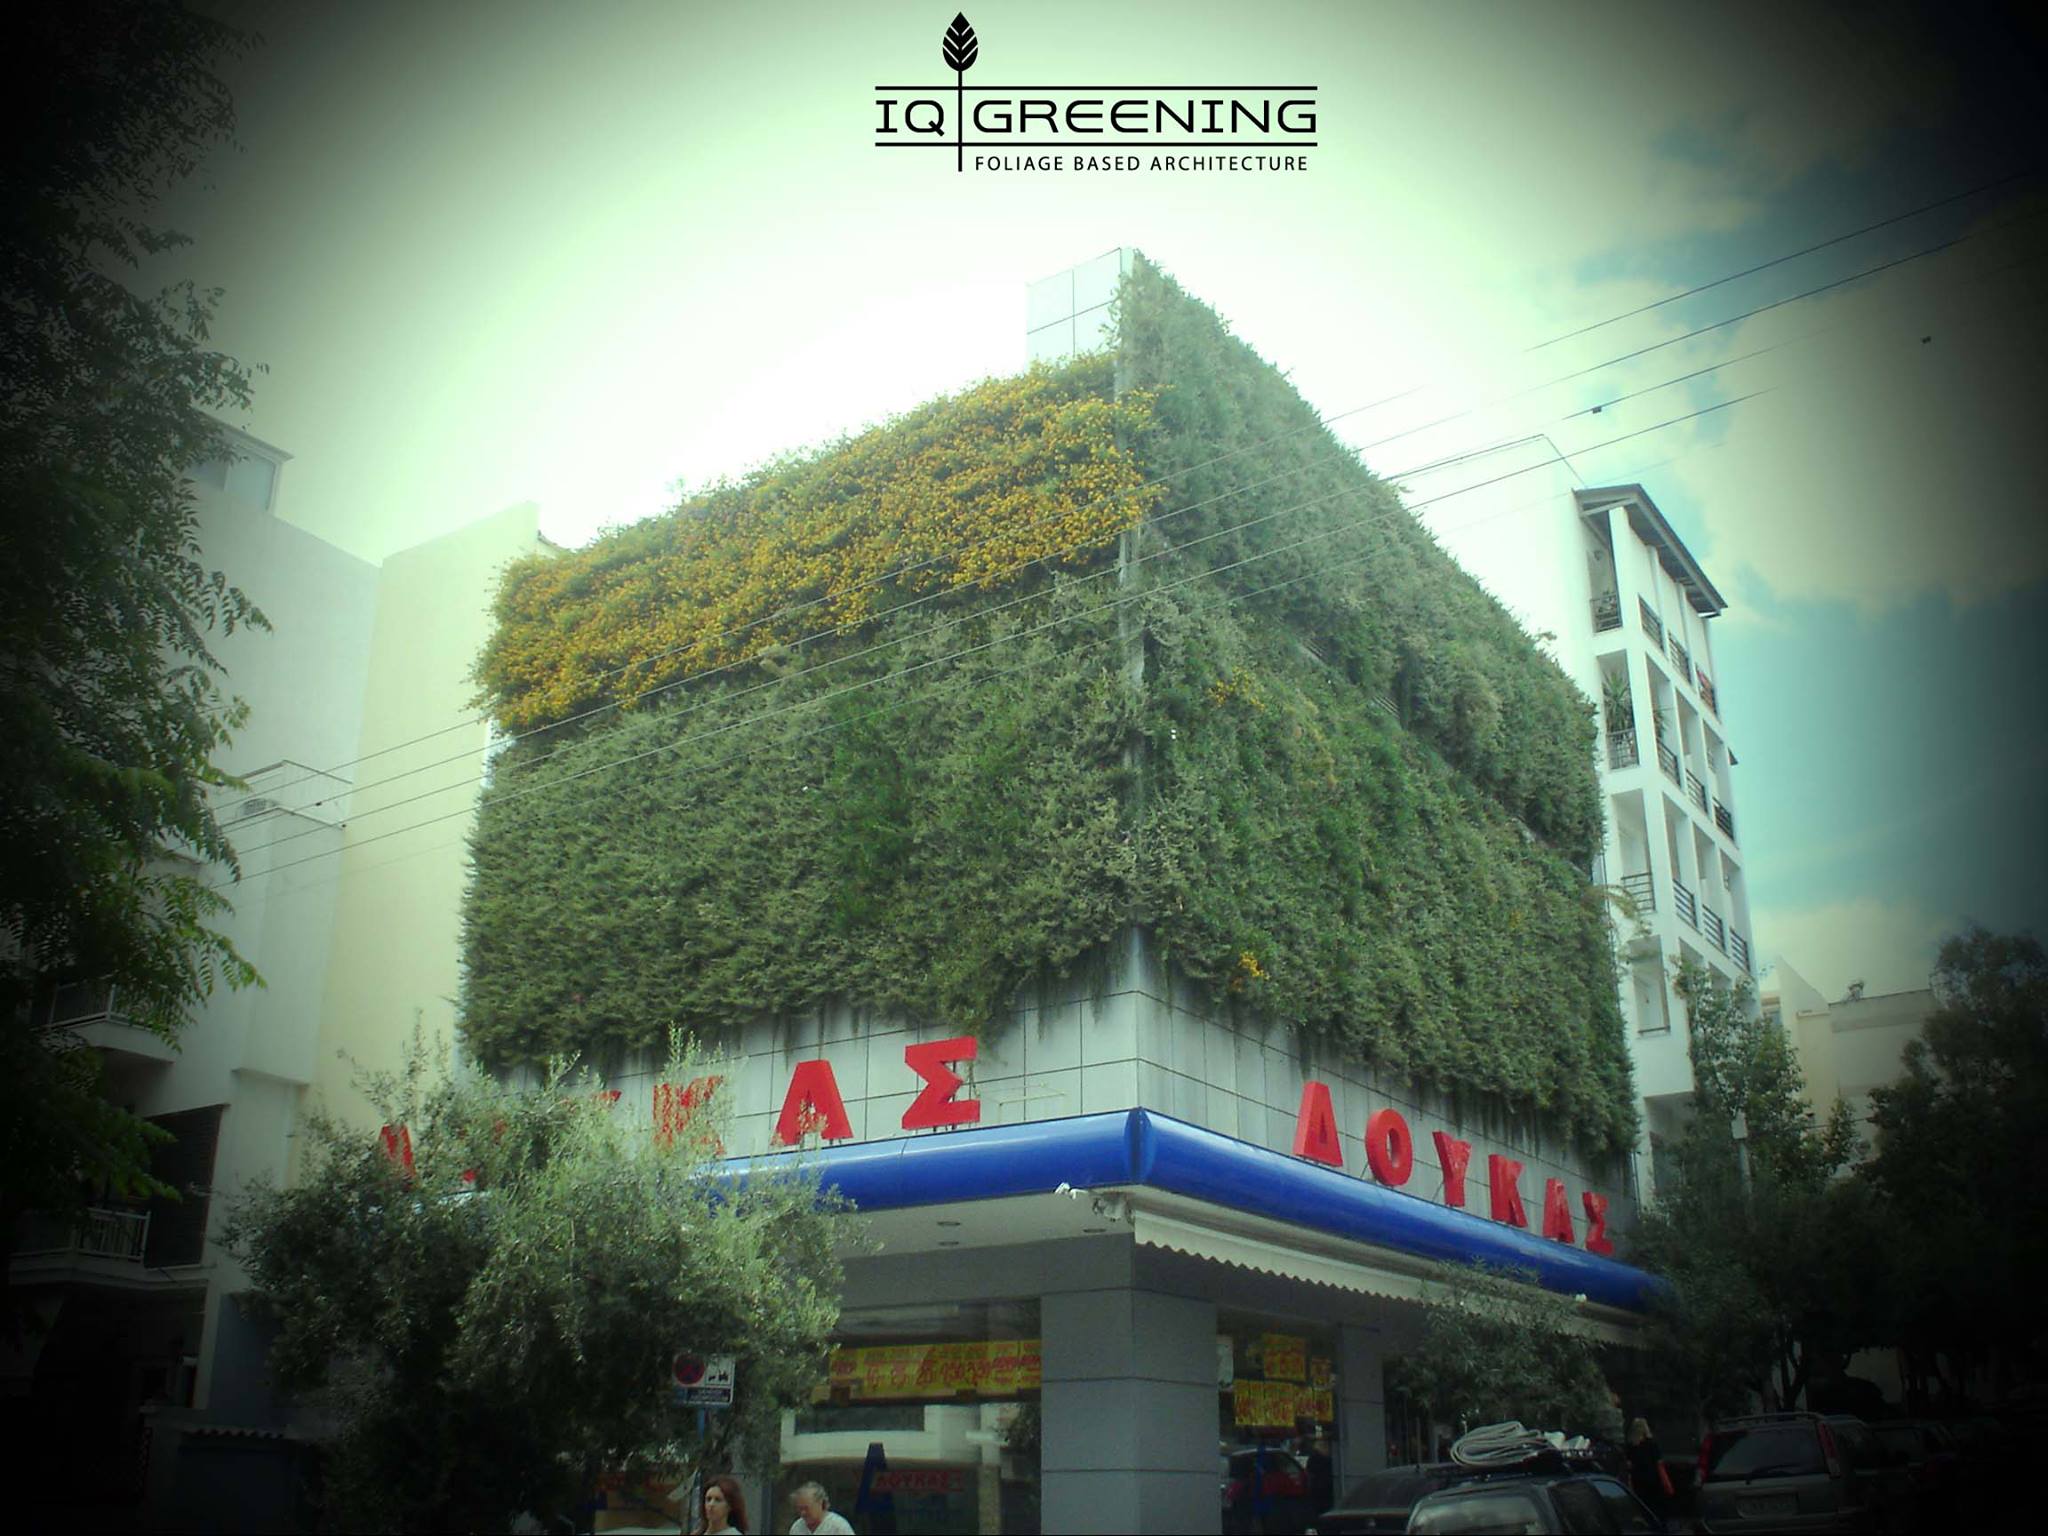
[1657,740,1682,783]
[1730,929,1752,972]
[1702,904,1726,952]
[1696,669,1719,716]
[1619,871,1656,915]
[1638,598,1664,647]
[1606,730,1639,769]
[15,1205,150,1263]
[1591,592,1622,633]
[1686,770,1709,812]
[1714,799,1736,841]
[1673,879,1698,929]
[1669,638,1693,686]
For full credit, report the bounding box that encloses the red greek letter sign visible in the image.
[773,1059,854,1145]
[902,1036,981,1130]
[1487,1154,1528,1228]
[1291,1081,1344,1167]
[1364,1108,1413,1187]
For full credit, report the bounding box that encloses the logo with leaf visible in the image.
[943,13,978,172]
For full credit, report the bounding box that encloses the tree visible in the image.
[1,3,264,1276]
[1867,927,2048,1406]
[1627,961,1887,1418]
[225,1039,850,1532]
[1391,1263,1619,1438]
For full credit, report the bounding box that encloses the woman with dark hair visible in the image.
[697,1474,748,1535]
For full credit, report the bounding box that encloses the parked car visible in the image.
[1695,1412,1908,1533]
[1404,1470,1666,1533]
[1870,1420,1962,1527]
[1222,1445,1312,1535]
[1301,1462,1470,1534]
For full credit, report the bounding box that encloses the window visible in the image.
[1410,1489,1545,1534]
[1701,1425,1825,1481]
[1591,1476,1663,1532]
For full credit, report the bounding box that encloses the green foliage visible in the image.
[0,1,263,1279]
[1391,1262,1619,1436]
[1629,963,1880,1415]
[226,1037,847,1533]
[1867,927,2048,1401]
[461,255,1634,1153]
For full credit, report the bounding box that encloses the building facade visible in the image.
[7,427,544,1529]
[1392,433,1756,1196]
[459,253,1668,1535]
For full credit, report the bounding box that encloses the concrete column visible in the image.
[1336,1322,1389,1489]
[1041,1286,1219,1534]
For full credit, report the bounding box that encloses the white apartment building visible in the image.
[1399,437,1755,1195]
[1762,957,1934,1157]
[7,427,542,1529]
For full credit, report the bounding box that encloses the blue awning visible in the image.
[721,1109,1664,1313]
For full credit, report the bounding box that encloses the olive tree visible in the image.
[227,1041,849,1531]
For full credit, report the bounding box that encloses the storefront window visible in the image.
[1216,1310,1338,1536]
[779,1299,1040,1535]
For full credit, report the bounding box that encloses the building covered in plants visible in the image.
[461,252,1660,1534]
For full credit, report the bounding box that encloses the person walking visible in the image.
[697,1474,748,1535]
[1626,1418,1675,1518]
[787,1480,855,1535]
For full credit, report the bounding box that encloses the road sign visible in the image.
[671,1352,736,1408]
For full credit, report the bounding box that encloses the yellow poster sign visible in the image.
[819,1339,1042,1401]
[1261,1332,1307,1382]
[1232,1379,1335,1429]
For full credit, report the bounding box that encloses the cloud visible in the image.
[1753,895,1954,1000]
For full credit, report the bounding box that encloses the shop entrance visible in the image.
[1216,1310,1338,1536]
[779,1299,1041,1535]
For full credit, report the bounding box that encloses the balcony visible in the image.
[1673,878,1698,929]
[1730,929,1752,972]
[1686,770,1709,813]
[1606,730,1639,770]
[1591,591,1622,633]
[1696,669,1719,716]
[28,979,174,1063]
[1619,871,1656,915]
[1702,904,1726,952]
[1657,740,1682,784]
[1714,799,1736,841]
[15,1205,151,1264]
[1638,598,1664,647]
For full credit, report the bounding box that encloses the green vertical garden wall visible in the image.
[463,257,1635,1156]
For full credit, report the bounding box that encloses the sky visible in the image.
[157,0,2048,1001]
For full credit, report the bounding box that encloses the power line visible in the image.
[232,331,1789,870]
[219,389,1763,891]
[217,175,2039,819]
[1524,169,2037,350]
[224,198,2044,853]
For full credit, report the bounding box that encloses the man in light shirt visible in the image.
[788,1480,854,1535]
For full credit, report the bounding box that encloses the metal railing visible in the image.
[1687,770,1709,812]
[1639,598,1664,647]
[1591,592,1622,633]
[1714,800,1735,840]
[1606,730,1639,769]
[1657,741,1682,783]
[1702,905,1726,952]
[1670,639,1692,685]
[1619,871,1656,914]
[15,1205,150,1262]
[1730,930,1752,971]
[29,978,124,1031]
[1672,879,1698,928]
[1696,670,1719,716]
